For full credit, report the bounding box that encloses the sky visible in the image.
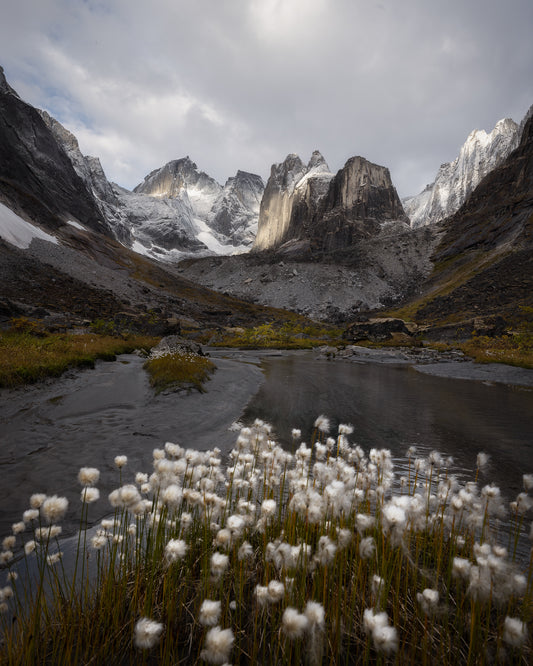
[1,0,532,198]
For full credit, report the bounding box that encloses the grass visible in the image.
[144,351,216,393]
[1,419,532,664]
[0,326,159,388]
[208,321,343,349]
[457,333,533,369]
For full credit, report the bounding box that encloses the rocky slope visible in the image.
[404,117,520,228]
[394,112,533,331]
[0,66,110,238]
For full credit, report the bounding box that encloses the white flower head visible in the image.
[165,539,188,563]
[282,607,309,639]
[199,599,222,627]
[304,601,325,629]
[81,487,100,504]
[114,455,128,469]
[502,616,528,648]
[134,617,164,650]
[201,626,234,664]
[41,496,68,524]
[78,467,100,486]
[314,415,330,433]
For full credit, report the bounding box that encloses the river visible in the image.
[0,348,532,539]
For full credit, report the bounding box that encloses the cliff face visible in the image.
[254,152,407,254]
[413,113,533,325]
[0,66,109,236]
[404,118,520,228]
[311,156,408,252]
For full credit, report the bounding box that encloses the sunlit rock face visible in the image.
[404,118,520,228]
[253,151,333,251]
[254,151,407,253]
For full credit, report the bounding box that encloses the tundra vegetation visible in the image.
[0,418,532,664]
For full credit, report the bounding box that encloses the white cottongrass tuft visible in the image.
[199,599,222,626]
[114,455,128,469]
[476,452,490,471]
[238,541,253,561]
[261,499,277,517]
[502,616,528,647]
[282,606,309,638]
[78,467,100,486]
[210,552,229,579]
[81,487,100,504]
[41,495,69,523]
[267,580,285,603]
[164,539,188,563]
[304,601,325,630]
[417,588,439,614]
[359,536,376,560]
[314,415,330,433]
[200,626,234,664]
[363,609,398,655]
[11,521,25,535]
[134,617,164,649]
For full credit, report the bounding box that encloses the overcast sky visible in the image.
[1,0,532,197]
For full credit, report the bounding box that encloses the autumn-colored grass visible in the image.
[0,329,159,388]
[144,352,216,393]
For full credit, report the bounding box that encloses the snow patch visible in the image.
[0,203,58,249]
[67,220,86,231]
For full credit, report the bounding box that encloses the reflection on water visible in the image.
[242,355,533,502]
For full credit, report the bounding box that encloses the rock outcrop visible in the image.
[311,156,408,253]
[0,66,109,237]
[404,118,520,228]
[254,151,408,254]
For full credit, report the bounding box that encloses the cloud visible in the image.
[1,0,532,196]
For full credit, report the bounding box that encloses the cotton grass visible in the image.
[1,418,532,664]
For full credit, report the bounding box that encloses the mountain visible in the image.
[404,118,520,228]
[394,111,533,333]
[133,158,264,255]
[253,151,408,255]
[253,151,333,251]
[0,66,110,238]
[0,66,297,332]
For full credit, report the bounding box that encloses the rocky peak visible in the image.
[134,157,221,201]
[0,66,19,97]
[307,150,329,172]
[404,116,520,228]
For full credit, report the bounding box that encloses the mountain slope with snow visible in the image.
[404,118,520,228]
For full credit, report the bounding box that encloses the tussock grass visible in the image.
[1,420,533,664]
[144,351,216,393]
[459,334,533,369]
[211,321,343,349]
[0,330,159,388]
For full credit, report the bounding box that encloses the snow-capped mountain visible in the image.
[404,118,520,228]
[133,158,264,256]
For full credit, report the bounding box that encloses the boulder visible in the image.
[343,318,412,342]
[151,335,204,357]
